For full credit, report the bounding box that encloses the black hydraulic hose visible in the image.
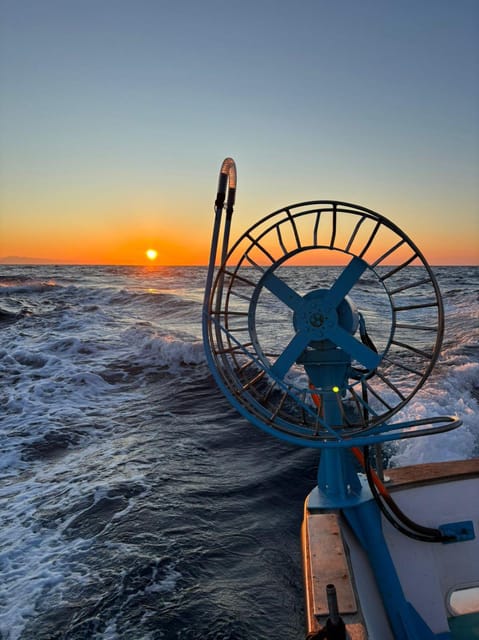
[363,446,453,543]
[359,367,452,543]
[204,157,238,321]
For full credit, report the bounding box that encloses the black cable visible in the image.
[363,446,453,543]
[357,354,452,544]
[352,315,453,543]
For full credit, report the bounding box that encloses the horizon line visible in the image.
[1,259,478,268]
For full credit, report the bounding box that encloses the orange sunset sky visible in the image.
[1,1,478,266]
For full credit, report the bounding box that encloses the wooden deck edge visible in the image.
[301,504,318,637]
[386,457,479,489]
[301,504,367,640]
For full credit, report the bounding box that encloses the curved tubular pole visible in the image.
[203,158,237,314]
[217,157,237,267]
[216,157,237,211]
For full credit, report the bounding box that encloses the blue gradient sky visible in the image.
[1,0,478,264]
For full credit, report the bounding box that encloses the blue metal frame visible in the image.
[343,499,449,640]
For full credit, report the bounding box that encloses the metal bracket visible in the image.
[439,520,475,543]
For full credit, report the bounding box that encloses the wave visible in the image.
[0,307,24,326]
[0,280,59,294]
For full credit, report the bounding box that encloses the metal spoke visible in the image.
[328,325,381,370]
[324,256,367,308]
[261,271,303,311]
[270,330,311,379]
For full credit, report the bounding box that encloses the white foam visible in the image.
[121,326,205,370]
[145,564,182,594]
[0,475,95,639]
[0,439,151,638]
[389,360,479,466]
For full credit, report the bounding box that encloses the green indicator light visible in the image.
[332,385,340,393]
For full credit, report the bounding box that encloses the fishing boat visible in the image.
[202,158,479,639]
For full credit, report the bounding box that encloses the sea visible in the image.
[0,264,478,640]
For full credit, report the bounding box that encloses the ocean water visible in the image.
[0,264,477,640]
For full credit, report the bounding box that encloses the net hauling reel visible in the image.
[203,158,460,459]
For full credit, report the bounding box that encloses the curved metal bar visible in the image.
[216,157,237,215]
[204,158,237,312]
[203,158,239,396]
[217,158,237,273]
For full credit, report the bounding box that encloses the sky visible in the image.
[0,0,478,266]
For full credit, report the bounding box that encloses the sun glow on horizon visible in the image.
[146,248,158,261]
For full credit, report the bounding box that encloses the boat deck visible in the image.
[301,458,479,640]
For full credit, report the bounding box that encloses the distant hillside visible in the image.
[0,256,65,265]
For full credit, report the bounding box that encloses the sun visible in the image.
[146,248,158,261]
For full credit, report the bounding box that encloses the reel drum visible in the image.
[203,160,458,448]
